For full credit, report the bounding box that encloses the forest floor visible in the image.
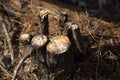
[0,0,120,80]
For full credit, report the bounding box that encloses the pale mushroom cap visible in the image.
[20,34,30,41]
[47,35,71,54]
[40,10,48,19]
[71,24,78,30]
[31,35,47,48]
[40,10,48,16]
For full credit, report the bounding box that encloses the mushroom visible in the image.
[31,35,47,48]
[46,35,71,67]
[20,33,30,42]
[46,35,75,78]
[47,35,71,54]
[12,34,48,80]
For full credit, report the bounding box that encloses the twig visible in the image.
[12,46,33,80]
[0,3,21,19]
[95,35,103,80]
[0,64,12,77]
[1,21,14,61]
[96,34,120,38]
[73,68,80,80]
[32,73,39,80]
[47,69,64,80]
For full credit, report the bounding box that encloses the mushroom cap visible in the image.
[31,35,47,48]
[47,35,71,54]
[20,34,30,42]
[71,24,79,30]
[40,10,48,19]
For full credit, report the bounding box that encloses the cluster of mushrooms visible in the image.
[12,8,83,80]
[20,33,71,54]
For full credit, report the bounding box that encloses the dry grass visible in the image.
[0,0,120,80]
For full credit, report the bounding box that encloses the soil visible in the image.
[0,0,120,80]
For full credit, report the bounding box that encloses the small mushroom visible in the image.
[47,35,71,54]
[31,35,47,48]
[40,10,48,20]
[71,24,79,30]
[12,35,48,80]
[20,33,30,42]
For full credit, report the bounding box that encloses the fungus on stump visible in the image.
[46,35,75,79]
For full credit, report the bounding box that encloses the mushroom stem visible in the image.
[71,24,84,53]
[63,22,84,53]
[58,11,68,35]
[46,49,75,80]
[39,10,49,35]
